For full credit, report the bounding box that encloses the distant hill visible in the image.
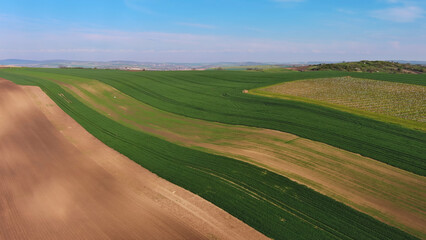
[0,59,275,70]
[0,59,40,65]
[1,59,425,72]
[307,61,426,74]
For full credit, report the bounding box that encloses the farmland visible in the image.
[13,68,425,175]
[0,68,425,239]
[0,79,269,240]
[251,76,426,130]
[2,69,424,236]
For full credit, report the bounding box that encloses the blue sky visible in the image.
[0,0,425,62]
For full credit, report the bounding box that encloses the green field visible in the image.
[11,68,425,176]
[0,68,424,239]
[34,72,426,236]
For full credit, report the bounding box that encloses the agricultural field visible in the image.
[2,69,425,236]
[24,68,426,175]
[251,76,426,130]
[0,79,266,240]
[0,68,425,239]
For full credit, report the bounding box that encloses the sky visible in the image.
[0,0,425,62]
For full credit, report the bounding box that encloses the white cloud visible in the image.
[0,12,425,62]
[1,27,425,62]
[372,6,424,22]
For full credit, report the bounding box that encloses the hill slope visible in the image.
[308,61,426,74]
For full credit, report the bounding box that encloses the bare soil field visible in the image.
[0,78,267,240]
[57,79,426,238]
[0,65,19,68]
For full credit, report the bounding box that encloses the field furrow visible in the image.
[0,68,422,239]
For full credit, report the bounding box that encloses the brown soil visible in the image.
[0,78,268,240]
[0,65,19,68]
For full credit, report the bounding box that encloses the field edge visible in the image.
[248,81,426,132]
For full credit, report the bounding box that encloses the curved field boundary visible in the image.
[17,68,425,176]
[249,77,426,131]
[0,71,420,240]
[42,73,425,237]
[2,69,423,236]
[0,79,268,240]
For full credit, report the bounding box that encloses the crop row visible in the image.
[0,69,419,239]
[261,77,426,122]
[25,68,426,176]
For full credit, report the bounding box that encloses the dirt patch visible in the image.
[0,65,19,68]
[0,78,268,240]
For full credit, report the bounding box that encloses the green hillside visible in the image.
[308,61,426,74]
